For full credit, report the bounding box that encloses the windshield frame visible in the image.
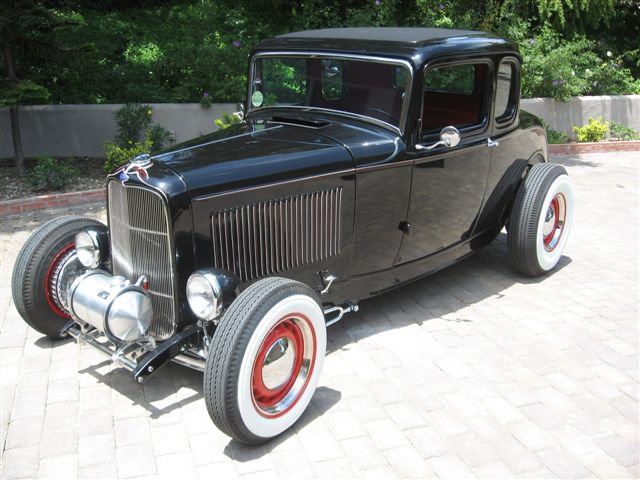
[247,51,414,135]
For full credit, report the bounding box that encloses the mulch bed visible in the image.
[0,157,106,201]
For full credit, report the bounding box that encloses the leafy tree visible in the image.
[469,0,618,34]
[2,0,638,113]
[532,0,616,32]
[0,0,83,175]
[589,0,639,78]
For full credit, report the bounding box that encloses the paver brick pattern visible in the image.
[1,152,638,479]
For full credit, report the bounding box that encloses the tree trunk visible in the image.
[9,106,25,175]
[3,42,26,176]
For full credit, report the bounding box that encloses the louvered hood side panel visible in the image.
[211,188,343,282]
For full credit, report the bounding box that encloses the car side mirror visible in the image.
[415,126,461,151]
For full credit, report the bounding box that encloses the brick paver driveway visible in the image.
[1,152,638,479]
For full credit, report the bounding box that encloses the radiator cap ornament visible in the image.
[112,153,154,185]
[130,153,152,168]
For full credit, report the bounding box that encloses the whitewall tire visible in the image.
[508,163,574,276]
[204,277,326,445]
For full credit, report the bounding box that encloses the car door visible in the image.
[396,59,493,264]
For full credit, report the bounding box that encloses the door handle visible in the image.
[487,138,500,148]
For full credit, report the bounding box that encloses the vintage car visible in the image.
[12,27,573,444]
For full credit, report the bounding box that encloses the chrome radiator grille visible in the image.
[107,181,176,340]
[212,188,343,282]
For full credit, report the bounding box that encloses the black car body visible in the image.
[12,28,573,445]
[137,27,545,313]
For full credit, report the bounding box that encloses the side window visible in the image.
[495,60,517,122]
[321,60,343,101]
[425,64,475,95]
[422,62,489,134]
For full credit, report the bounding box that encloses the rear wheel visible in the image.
[204,277,326,445]
[508,163,574,276]
[11,216,104,338]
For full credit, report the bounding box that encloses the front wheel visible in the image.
[204,277,326,445]
[508,163,574,276]
[11,215,105,338]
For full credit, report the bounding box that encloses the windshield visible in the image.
[249,55,411,130]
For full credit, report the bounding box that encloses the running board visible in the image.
[323,302,359,327]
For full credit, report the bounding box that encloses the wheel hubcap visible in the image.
[262,337,296,390]
[542,194,566,252]
[251,315,316,417]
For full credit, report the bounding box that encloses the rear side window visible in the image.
[495,60,518,122]
[422,62,489,134]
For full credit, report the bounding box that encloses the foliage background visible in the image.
[2,0,639,106]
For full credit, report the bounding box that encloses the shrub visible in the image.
[588,58,640,96]
[609,121,640,140]
[573,117,609,143]
[541,120,570,144]
[114,104,153,147]
[104,135,153,173]
[513,25,598,101]
[504,22,639,101]
[113,104,170,150]
[546,127,570,144]
[29,157,79,191]
[214,112,242,130]
[107,105,170,169]
[148,123,171,151]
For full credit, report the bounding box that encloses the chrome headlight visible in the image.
[75,230,101,268]
[186,269,239,321]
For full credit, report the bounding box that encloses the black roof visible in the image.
[278,27,489,45]
[255,27,517,67]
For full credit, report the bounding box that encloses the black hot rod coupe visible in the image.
[12,28,573,444]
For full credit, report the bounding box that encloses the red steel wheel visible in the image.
[251,314,316,417]
[542,194,566,252]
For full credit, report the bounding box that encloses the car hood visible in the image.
[152,121,352,199]
[151,118,400,199]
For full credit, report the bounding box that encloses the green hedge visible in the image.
[6,0,639,105]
